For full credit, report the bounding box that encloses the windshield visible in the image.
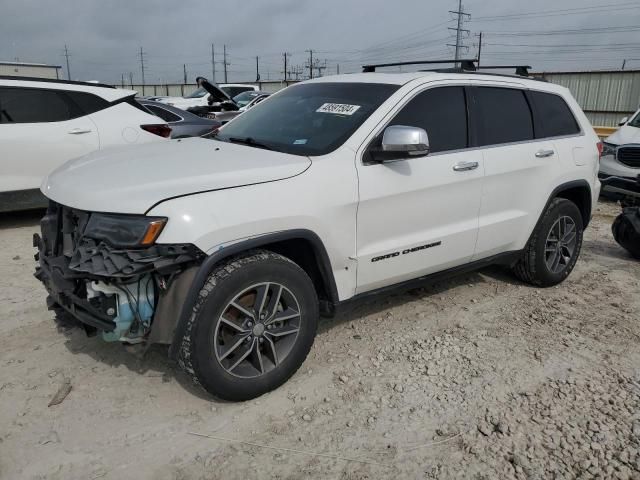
[185,87,208,98]
[215,82,399,156]
[629,111,640,128]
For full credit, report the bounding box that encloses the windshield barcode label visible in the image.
[316,103,361,115]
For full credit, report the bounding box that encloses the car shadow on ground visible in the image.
[55,320,214,401]
[53,264,523,402]
[582,238,637,263]
[0,209,44,230]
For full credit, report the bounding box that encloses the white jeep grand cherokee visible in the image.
[35,67,601,400]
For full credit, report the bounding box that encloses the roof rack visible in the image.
[0,75,116,89]
[362,59,531,77]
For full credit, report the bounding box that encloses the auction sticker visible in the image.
[316,103,361,115]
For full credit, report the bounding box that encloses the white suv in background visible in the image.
[600,108,640,198]
[0,77,170,212]
[35,64,601,401]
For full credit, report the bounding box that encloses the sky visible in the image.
[1,0,639,85]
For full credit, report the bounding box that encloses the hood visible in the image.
[195,77,232,103]
[41,138,311,214]
[606,125,640,145]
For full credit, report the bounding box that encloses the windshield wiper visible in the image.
[227,136,274,151]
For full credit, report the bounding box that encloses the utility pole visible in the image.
[211,43,216,83]
[337,64,340,75]
[139,46,146,86]
[477,32,483,68]
[223,44,228,83]
[183,64,187,84]
[447,0,471,68]
[283,52,290,82]
[256,56,260,81]
[63,44,71,80]
[622,59,627,70]
[306,49,314,79]
[129,72,133,87]
[121,73,125,88]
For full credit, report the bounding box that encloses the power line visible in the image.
[474,2,639,21]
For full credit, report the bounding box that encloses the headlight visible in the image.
[83,214,167,248]
[602,142,617,157]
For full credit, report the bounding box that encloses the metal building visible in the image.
[534,70,640,127]
[0,61,62,79]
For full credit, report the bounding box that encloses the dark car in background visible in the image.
[139,100,221,138]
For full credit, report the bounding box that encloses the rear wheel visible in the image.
[513,198,584,287]
[177,250,318,401]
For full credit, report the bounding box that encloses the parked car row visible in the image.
[0,75,267,211]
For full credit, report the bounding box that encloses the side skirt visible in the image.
[333,250,522,315]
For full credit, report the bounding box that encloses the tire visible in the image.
[612,207,640,259]
[177,250,319,401]
[512,198,584,287]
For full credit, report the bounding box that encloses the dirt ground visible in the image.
[0,201,639,480]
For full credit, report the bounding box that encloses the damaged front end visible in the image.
[34,202,204,344]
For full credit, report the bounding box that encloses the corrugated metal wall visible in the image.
[535,70,640,127]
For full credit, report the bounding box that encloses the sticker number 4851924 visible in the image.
[316,103,361,115]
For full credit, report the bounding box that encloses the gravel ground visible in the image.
[0,201,638,480]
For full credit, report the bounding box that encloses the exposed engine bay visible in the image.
[34,202,204,344]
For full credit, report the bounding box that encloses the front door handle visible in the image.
[68,128,92,135]
[535,149,555,158]
[453,161,479,172]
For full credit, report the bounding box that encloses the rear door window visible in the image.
[387,86,468,153]
[528,91,580,138]
[0,87,74,123]
[473,87,534,146]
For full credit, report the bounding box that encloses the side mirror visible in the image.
[371,125,430,162]
[619,117,629,126]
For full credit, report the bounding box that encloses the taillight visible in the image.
[141,124,172,138]
[597,141,603,159]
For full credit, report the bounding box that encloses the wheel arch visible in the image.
[524,179,592,253]
[168,229,338,359]
[552,180,592,228]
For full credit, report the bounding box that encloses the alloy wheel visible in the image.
[212,282,301,378]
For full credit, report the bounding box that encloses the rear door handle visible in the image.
[535,149,555,158]
[68,128,92,135]
[453,161,479,172]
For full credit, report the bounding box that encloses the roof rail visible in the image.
[362,59,477,73]
[362,59,532,77]
[0,75,116,89]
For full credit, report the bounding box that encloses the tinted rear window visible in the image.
[0,87,73,123]
[145,104,182,122]
[388,86,468,153]
[474,87,534,146]
[529,91,580,138]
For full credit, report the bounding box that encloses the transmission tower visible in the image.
[447,0,471,68]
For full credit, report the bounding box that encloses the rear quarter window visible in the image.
[66,91,110,115]
[528,91,580,138]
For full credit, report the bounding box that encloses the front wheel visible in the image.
[178,250,319,401]
[513,198,584,287]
